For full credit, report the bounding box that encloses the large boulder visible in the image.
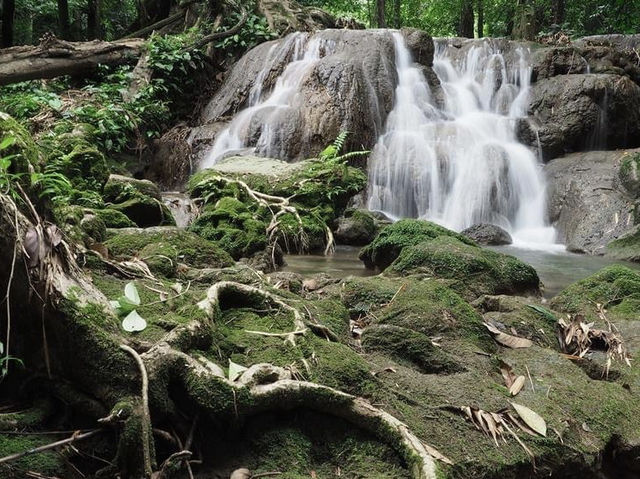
[522,74,640,160]
[195,29,435,163]
[333,209,380,246]
[461,223,512,246]
[545,149,639,254]
[358,219,474,270]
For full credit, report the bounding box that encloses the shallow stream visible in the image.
[283,245,640,298]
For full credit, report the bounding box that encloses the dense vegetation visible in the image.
[299,0,640,38]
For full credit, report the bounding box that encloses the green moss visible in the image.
[105,228,233,269]
[359,219,476,270]
[0,434,65,476]
[139,242,178,277]
[46,138,109,192]
[387,236,540,299]
[0,112,41,173]
[619,152,640,198]
[550,265,640,321]
[110,194,175,228]
[362,324,464,374]
[103,174,161,203]
[94,208,136,228]
[607,226,640,262]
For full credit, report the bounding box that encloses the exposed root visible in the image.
[120,344,153,479]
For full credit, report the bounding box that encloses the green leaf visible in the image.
[526,304,557,323]
[124,282,141,305]
[122,310,147,332]
[0,136,16,150]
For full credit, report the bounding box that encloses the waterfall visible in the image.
[200,33,331,168]
[367,33,558,248]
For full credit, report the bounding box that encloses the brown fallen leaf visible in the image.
[422,442,454,465]
[484,322,533,348]
[499,360,517,388]
[509,375,526,396]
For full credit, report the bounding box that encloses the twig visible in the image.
[525,365,535,392]
[0,429,102,465]
[251,473,283,478]
[244,329,308,338]
[119,344,152,478]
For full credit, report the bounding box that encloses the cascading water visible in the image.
[200,33,330,168]
[367,33,558,248]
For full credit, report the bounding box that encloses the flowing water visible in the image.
[200,33,331,168]
[367,34,558,249]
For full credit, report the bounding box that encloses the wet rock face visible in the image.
[461,223,513,246]
[195,29,435,164]
[523,74,640,160]
[333,209,379,246]
[544,149,640,254]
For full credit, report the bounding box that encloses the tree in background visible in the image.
[57,0,70,39]
[458,0,474,37]
[376,0,386,27]
[2,0,16,46]
[87,0,101,39]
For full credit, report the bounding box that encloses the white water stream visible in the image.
[368,33,559,249]
[201,33,329,168]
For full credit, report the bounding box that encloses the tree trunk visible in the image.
[376,0,386,28]
[0,37,144,86]
[458,0,474,38]
[1,0,15,47]
[87,0,102,40]
[394,0,401,28]
[552,0,565,25]
[476,0,484,38]
[57,0,72,40]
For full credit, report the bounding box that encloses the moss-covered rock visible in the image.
[0,112,40,174]
[103,174,162,202]
[94,208,137,228]
[334,209,379,246]
[53,205,106,243]
[139,242,179,277]
[619,152,640,198]
[46,138,109,192]
[110,194,175,228]
[105,227,234,270]
[550,265,640,321]
[359,219,475,270]
[607,226,640,262]
[387,236,541,299]
[188,156,367,256]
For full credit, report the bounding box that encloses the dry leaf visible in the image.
[511,402,547,437]
[499,360,517,388]
[24,227,41,268]
[423,442,454,465]
[230,469,251,479]
[484,322,533,348]
[509,376,526,396]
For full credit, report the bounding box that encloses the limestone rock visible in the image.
[461,223,513,246]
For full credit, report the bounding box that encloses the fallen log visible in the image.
[0,34,144,86]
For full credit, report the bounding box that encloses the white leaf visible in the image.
[122,310,147,332]
[511,402,547,437]
[109,300,121,310]
[124,282,141,306]
[171,282,183,294]
[509,376,526,396]
[0,341,3,355]
[228,359,247,382]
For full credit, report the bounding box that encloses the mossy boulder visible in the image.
[550,265,640,321]
[139,242,179,277]
[359,219,475,270]
[53,205,106,244]
[334,209,379,246]
[93,208,136,228]
[189,156,367,256]
[189,197,268,260]
[102,174,174,227]
[47,138,109,192]
[607,226,640,262]
[105,227,234,270]
[0,112,40,174]
[387,236,541,299]
[619,152,640,198]
[103,174,162,202]
[110,195,175,228]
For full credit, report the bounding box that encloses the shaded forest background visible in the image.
[1,0,639,49]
